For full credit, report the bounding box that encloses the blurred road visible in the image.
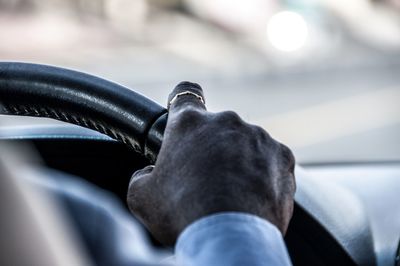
[1,6,399,163]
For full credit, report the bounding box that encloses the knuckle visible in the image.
[250,125,275,147]
[280,143,295,161]
[216,111,243,126]
[176,107,203,121]
[280,143,296,172]
[252,125,271,139]
[219,110,241,120]
[173,107,204,128]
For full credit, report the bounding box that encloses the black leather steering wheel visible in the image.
[0,62,167,162]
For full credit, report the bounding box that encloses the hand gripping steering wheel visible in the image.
[0,62,374,266]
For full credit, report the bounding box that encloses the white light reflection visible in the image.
[267,11,309,52]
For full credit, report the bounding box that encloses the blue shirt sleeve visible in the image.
[175,212,292,266]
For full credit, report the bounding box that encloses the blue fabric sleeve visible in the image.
[175,212,292,266]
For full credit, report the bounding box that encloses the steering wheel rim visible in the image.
[0,62,167,162]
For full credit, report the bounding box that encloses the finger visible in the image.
[167,81,206,113]
[160,82,207,152]
[127,165,155,215]
[129,165,154,187]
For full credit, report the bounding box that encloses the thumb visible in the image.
[129,165,154,187]
[127,165,155,217]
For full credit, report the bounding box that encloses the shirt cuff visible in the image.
[175,212,292,266]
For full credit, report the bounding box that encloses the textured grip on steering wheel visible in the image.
[0,62,167,162]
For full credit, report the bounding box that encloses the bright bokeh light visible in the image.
[267,11,309,52]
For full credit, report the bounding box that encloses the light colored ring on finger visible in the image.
[168,91,205,109]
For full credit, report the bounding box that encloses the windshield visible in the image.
[1,0,399,164]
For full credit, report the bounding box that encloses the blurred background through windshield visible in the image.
[1,0,399,163]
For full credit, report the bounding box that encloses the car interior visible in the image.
[2,1,400,265]
[0,62,399,266]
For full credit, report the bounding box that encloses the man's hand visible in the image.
[127,82,296,246]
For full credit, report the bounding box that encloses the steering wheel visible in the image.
[0,62,167,162]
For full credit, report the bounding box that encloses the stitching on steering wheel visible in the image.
[4,104,142,153]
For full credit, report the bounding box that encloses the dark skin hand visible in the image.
[127,82,296,246]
